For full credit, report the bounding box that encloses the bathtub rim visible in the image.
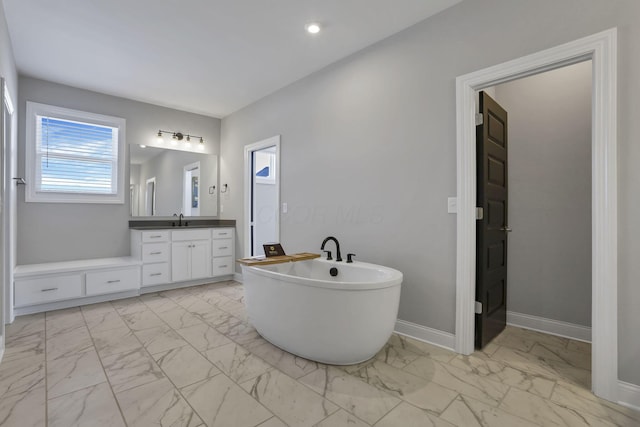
[241,258,402,291]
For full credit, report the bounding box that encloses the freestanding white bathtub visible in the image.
[241,258,402,365]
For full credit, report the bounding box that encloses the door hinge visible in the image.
[475,207,484,220]
[475,301,483,314]
[475,113,484,126]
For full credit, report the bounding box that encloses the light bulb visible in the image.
[306,23,321,34]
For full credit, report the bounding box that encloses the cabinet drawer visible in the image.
[172,229,210,241]
[212,256,233,276]
[142,230,170,243]
[142,263,170,287]
[15,274,82,307]
[212,228,234,239]
[86,267,140,296]
[142,242,170,263]
[212,239,233,257]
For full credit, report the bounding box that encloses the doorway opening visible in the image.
[145,177,156,216]
[475,60,593,349]
[244,135,280,257]
[455,29,617,401]
[183,161,200,216]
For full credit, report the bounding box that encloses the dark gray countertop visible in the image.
[129,219,236,230]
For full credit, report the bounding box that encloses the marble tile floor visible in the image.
[0,281,638,427]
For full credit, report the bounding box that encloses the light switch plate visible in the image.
[448,197,457,214]
[282,202,288,213]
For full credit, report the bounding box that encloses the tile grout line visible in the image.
[118,295,220,420]
[160,283,359,425]
[28,284,602,427]
[182,283,393,426]
[435,392,461,418]
[81,303,130,427]
[136,288,267,426]
[149,284,283,425]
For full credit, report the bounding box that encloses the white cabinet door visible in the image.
[171,241,191,282]
[190,241,211,279]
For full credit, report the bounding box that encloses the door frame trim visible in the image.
[2,80,15,326]
[243,135,281,257]
[455,28,617,401]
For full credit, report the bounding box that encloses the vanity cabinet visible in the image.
[212,228,234,276]
[131,230,171,287]
[131,226,234,290]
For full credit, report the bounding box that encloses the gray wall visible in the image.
[17,77,221,264]
[0,3,17,100]
[494,61,592,327]
[220,0,640,384]
[136,150,217,217]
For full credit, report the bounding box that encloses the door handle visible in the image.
[501,226,513,232]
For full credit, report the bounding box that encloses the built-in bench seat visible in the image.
[14,257,142,315]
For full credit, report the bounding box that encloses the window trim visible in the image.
[25,101,126,204]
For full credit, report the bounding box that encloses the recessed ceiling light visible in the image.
[306,23,321,34]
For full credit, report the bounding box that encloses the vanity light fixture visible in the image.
[306,22,321,34]
[156,130,205,145]
[139,144,146,148]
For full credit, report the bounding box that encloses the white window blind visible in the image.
[35,116,118,194]
[26,102,126,204]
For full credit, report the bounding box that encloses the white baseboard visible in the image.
[233,272,243,283]
[618,381,640,412]
[507,311,591,342]
[394,319,455,351]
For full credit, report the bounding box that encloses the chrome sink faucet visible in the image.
[321,236,342,262]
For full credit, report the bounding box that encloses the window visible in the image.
[26,102,126,203]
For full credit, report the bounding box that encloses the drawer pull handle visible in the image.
[150,235,162,238]
[218,233,228,236]
[41,287,58,292]
[150,273,162,277]
[150,251,162,255]
[219,265,228,268]
[107,280,121,284]
[218,246,228,250]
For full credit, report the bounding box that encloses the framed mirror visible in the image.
[130,145,218,217]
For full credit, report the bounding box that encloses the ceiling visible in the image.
[3,0,462,118]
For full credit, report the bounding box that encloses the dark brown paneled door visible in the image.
[475,91,509,349]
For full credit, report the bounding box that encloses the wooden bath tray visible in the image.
[236,252,320,266]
